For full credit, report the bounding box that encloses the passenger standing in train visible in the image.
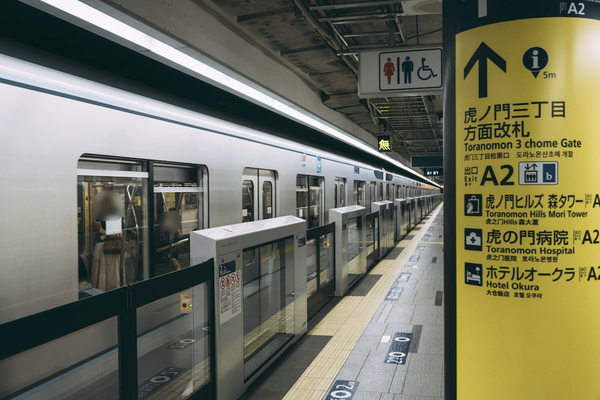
[78,257,103,299]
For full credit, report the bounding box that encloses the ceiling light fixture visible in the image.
[38,0,440,187]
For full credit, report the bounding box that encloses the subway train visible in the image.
[0,52,441,399]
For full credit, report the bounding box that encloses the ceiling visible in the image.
[199,0,443,163]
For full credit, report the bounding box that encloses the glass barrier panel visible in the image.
[243,237,295,381]
[306,238,318,299]
[136,283,211,400]
[320,232,335,291]
[0,318,119,400]
[347,217,367,286]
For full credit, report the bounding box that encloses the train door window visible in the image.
[242,180,254,222]
[367,181,376,210]
[379,183,384,201]
[153,163,205,277]
[334,177,346,208]
[77,157,148,293]
[296,175,308,221]
[334,183,337,209]
[262,181,273,219]
[296,175,324,228]
[309,176,324,228]
[243,168,277,222]
[354,180,365,206]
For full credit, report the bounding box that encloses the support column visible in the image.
[445,1,600,399]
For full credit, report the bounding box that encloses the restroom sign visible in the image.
[358,47,443,97]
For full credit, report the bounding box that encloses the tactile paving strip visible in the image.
[282,205,444,400]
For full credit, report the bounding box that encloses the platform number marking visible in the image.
[138,367,187,400]
[325,380,359,400]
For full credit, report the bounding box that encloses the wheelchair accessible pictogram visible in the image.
[417,57,438,80]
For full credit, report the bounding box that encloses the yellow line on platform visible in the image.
[282,205,443,400]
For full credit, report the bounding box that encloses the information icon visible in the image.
[464,194,482,216]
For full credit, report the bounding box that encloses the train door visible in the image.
[334,177,347,208]
[77,157,148,291]
[242,168,277,222]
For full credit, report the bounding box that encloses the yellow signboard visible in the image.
[455,9,600,400]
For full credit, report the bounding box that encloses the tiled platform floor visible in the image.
[241,205,444,400]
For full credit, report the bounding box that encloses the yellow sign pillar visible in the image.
[449,2,600,399]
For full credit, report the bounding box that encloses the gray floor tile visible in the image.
[407,353,443,374]
[353,391,382,400]
[410,306,438,325]
[401,372,442,397]
[362,348,398,371]
[356,368,395,392]
[389,370,407,393]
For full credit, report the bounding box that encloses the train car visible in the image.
[0,52,441,399]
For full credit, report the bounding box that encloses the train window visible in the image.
[296,175,308,220]
[77,157,148,293]
[379,183,384,201]
[242,180,254,223]
[335,177,346,208]
[309,176,324,228]
[296,175,324,228]
[262,181,273,219]
[243,168,277,222]
[353,180,366,206]
[386,184,391,200]
[153,163,205,277]
[367,181,376,210]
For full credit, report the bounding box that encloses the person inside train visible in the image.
[78,257,103,299]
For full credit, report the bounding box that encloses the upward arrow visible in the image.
[464,42,506,98]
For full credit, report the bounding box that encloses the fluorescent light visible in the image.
[39,0,440,187]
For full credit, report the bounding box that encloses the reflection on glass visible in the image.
[0,318,120,399]
[354,180,365,206]
[78,168,147,292]
[296,175,308,221]
[243,237,295,381]
[347,217,367,286]
[154,184,201,277]
[309,176,322,228]
[306,238,318,298]
[242,180,254,223]
[136,283,211,399]
[320,233,335,288]
[262,181,273,219]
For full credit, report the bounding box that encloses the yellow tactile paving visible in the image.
[282,206,443,400]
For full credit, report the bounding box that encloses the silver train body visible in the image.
[0,53,440,398]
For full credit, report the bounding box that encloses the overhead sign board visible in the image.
[449,0,600,399]
[359,46,443,97]
[378,135,391,152]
